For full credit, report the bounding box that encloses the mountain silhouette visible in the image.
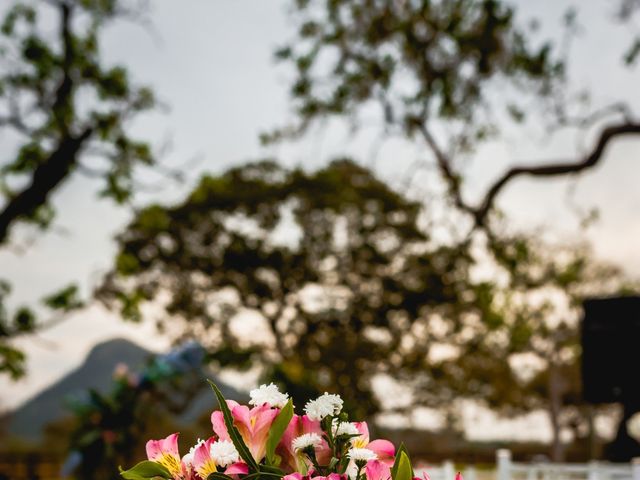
[3,338,247,442]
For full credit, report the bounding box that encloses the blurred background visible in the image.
[1,0,640,478]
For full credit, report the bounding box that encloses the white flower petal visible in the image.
[304,392,343,421]
[209,440,240,466]
[249,383,289,408]
[348,447,378,462]
[292,432,323,451]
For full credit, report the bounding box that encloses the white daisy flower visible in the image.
[335,421,360,438]
[249,383,289,408]
[304,392,343,421]
[292,432,323,452]
[347,447,378,462]
[209,439,240,466]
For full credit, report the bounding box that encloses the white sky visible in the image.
[1,0,639,441]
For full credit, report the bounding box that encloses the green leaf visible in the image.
[208,379,259,472]
[42,284,84,311]
[13,307,35,332]
[242,472,285,480]
[393,450,413,480]
[391,444,413,479]
[119,461,171,480]
[260,465,285,475]
[266,398,294,465]
[207,473,234,480]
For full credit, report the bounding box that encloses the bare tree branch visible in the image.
[418,121,640,230]
[475,122,640,225]
[416,124,478,219]
[0,3,87,244]
[0,127,93,243]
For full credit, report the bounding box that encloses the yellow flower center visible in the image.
[196,458,218,479]
[157,453,182,477]
[352,437,368,449]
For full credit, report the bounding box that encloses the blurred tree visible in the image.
[269,0,640,233]
[99,161,633,461]
[0,0,157,379]
[266,0,640,460]
[99,160,500,419]
[452,234,632,460]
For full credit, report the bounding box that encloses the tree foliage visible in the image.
[99,160,503,418]
[270,0,640,231]
[0,0,156,378]
[270,0,560,140]
[100,159,635,461]
[267,1,640,458]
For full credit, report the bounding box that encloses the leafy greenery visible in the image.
[266,399,294,466]
[267,0,640,461]
[101,159,634,462]
[100,160,492,418]
[393,451,413,480]
[0,0,157,379]
[120,461,171,480]
[268,0,562,148]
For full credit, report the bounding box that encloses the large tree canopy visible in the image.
[99,160,501,417]
[100,160,632,460]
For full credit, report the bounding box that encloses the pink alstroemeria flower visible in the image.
[146,433,184,479]
[192,437,219,480]
[365,461,392,480]
[190,437,248,480]
[278,414,331,473]
[283,473,305,480]
[310,475,344,480]
[352,422,395,465]
[211,400,279,462]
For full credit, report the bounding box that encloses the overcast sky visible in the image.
[1,0,639,440]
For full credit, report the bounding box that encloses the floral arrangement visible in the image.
[120,381,458,480]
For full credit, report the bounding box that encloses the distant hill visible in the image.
[2,338,247,442]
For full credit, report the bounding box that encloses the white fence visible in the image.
[496,449,639,480]
[415,461,477,480]
[414,450,640,480]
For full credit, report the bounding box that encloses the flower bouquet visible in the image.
[120,381,458,480]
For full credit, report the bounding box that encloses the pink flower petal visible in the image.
[145,439,163,461]
[211,411,230,441]
[230,403,253,432]
[192,437,215,472]
[354,422,370,442]
[163,433,180,457]
[301,415,322,435]
[367,439,396,463]
[225,462,250,475]
[366,460,391,480]
[327,474,347,480]
[252,404,279,433]
[281,415,300,453]
[283,474,304,480]
[146,433,180,460]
